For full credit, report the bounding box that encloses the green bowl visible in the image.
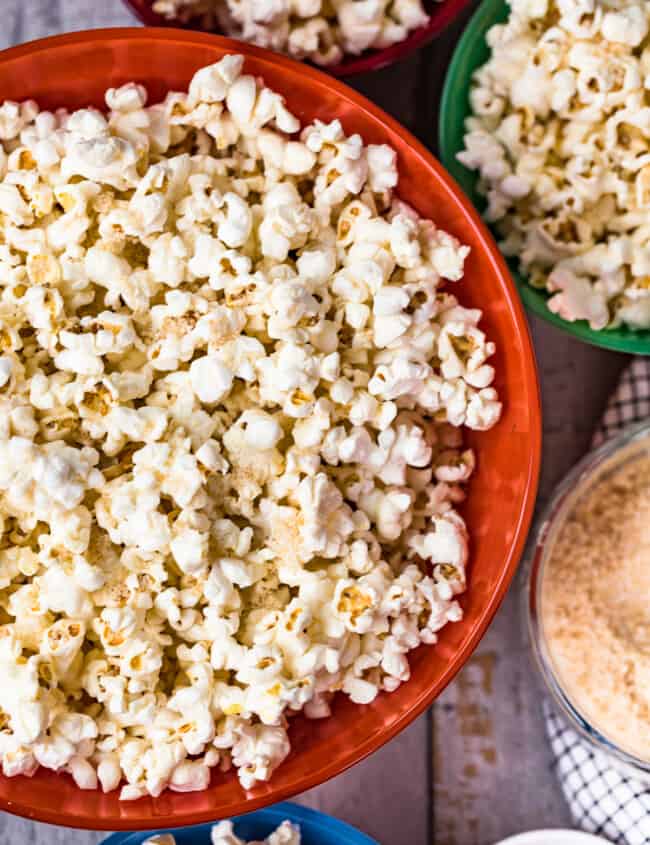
[439,0,650,355]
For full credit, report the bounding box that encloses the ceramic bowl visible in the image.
[101,802,377,845]
[525,421,650,782]
[495,832,610,845]
[122,0,473,76]
[0,27,541,830]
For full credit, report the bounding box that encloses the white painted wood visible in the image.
[0,0,134,51]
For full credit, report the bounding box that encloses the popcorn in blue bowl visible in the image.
[101,802,377,845]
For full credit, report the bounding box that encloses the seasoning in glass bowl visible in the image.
[540,436,650,762]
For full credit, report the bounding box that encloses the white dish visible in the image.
[495,831,611,845]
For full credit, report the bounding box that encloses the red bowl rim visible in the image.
[0,27,542,829]
[121,0,473,76]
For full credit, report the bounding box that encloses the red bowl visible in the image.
[0,28,541,830]
[122,0,472,76]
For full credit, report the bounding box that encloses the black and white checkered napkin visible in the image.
[544,357,650,845]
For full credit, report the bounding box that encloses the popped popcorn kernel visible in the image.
[0,54,500,800]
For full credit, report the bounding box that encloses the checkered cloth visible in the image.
[544,357,650,845]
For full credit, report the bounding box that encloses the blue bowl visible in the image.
[102,802,377,845]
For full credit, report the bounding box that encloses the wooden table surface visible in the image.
[0,2,631,843]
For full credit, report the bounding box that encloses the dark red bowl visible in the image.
[122,0,472,76]
[0,27,540,831]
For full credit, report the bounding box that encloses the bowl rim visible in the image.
[121,0,473,76]
[101,801,378,845]
[438,0,650,356]
[0,26,542,829]
[494,832,610,845]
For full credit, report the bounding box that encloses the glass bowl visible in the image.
[525,420,650,779]
[122,0,472,77]
[0,26,541,831]
[438,0,650,355]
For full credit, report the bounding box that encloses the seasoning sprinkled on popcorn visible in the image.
[459,0,650,331]
[152,0,432,66]
[0,55,500,799]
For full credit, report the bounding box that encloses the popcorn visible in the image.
[153,0,431,67]
[143,820,301,845]
[42,619,87,678]
[0,634,46,745]
[67,755,99,790]
[0,356,13,388]
[0,55,500,801]
[97,754,122,793]
[459,0,650,330]
[189,355,234,404]
[237,409,283,450]
[231,723,291,790]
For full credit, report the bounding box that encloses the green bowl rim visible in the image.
[438,0,647,355]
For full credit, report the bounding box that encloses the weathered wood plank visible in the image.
[299,717,430,844]
[431,319,629,845]
[352,52,423,132]
[416,1,480,155]
[0,0,134,50]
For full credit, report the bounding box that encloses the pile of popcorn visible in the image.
[151,0,431,65]
[459,0,650,330]
[0,54,501,799]
[145,820,300,845]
